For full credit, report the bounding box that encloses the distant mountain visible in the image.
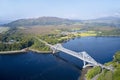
[3,17,81,27]
[86,16,120,22]
[83,16,120,27]
[0,20,11,25]
[2,16,120,28]
[0,21,3,25]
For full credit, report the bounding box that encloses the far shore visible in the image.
[1,36,120,55]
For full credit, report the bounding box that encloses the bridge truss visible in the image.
[36,37,114,71]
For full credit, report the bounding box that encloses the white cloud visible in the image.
[63,14,81,19]
[114,12,120,16]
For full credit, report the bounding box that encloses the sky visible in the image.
[0,0,120,21]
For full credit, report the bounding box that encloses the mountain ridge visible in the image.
[1,16,120,28]
[2,17,81,27]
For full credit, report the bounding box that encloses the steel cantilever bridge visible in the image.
[36,37,113,71]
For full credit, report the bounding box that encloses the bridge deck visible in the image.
[35,37,113,71]
[54,44,98,65]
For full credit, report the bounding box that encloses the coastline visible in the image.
[79,67,92,80]
[0,50,27,54]
[0,36,120,55]
[0,48,52,54]
[29,48,52,53]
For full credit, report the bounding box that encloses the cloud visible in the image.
[114,12,120,16]
[63,14,81,19]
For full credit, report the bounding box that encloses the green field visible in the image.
[0,27,9,33]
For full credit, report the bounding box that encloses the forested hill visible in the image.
[3,17,81,27]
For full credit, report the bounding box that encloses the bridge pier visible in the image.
[52,49,56,54]
[83,51,86,68]
[51,44,62,54]
[83,61,86,68]
[82,52,95,68]
[83,63,95,68]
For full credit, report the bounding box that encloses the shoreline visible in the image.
[79,67,92,80]
[0,50,27,54]
[0,48,52,54]
[29,48,52,53]
[0,36,120,55]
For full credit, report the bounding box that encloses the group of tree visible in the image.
[0,28,34,51]
[0,37,34,51]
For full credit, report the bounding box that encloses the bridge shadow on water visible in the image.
[53,52,83,71]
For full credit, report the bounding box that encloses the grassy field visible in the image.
[0,27,9,33]
[74,31,97,37]
[21,25,82,34]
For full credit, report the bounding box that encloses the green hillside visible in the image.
[85,51,120,80]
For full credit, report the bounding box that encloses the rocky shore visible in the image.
[0,48,53,54]
[29,48,52,53]
[0,50,27,54]
[79,67,92,80]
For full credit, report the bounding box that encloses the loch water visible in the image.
[0,37,120,80]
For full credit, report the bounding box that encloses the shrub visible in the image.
[86,66,101,80]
